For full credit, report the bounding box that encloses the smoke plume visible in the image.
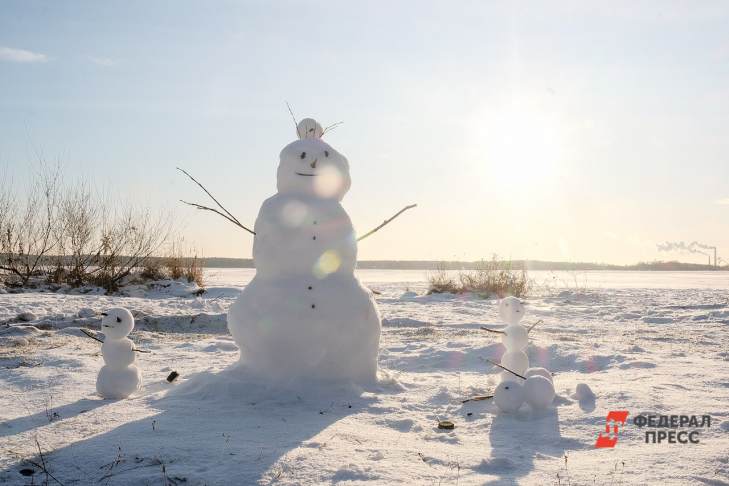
[656,241,713,256]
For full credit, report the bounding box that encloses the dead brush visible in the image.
[427,257,530,298]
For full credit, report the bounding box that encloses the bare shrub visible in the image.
[0,164,60,285]
[426,265,460,294]
[0,162,213,292]
[428,257,530,298]
[184,255,204,286]
[163,239,204,286]
[54,180,99,286]
[89,205,172,292]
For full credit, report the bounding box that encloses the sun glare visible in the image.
[474,102,567,195]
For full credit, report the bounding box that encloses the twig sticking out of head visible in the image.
[285,101,299,133]
[357,204,417,242]
[485,359,526,380]
[321,121,344,136]
[480,326,506,334]
[177,167,255,236]
[80,328,151,353]
[527,319,543,333]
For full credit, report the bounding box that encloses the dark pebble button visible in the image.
[311,304,316,309]
[312,236,316,240]
[308,286,312,290]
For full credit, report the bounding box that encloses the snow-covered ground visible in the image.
[1,269,728,485]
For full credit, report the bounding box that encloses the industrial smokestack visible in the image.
[715,247,718,269]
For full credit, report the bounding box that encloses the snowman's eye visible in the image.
[300,152,306,159]
[324,150,329,157]
[116,317,122,323]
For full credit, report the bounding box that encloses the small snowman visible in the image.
[499,296,530,378]
[96,308,142,399]
[492,297,556,413]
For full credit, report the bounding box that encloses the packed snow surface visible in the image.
[1,269,728,485]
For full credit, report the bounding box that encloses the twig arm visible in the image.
[485,358,526,380]
[179,200,255,235]
[527,319,543,333]
[480,326,506,334]
[357,204,417,242]
[177,167,255,236]
[80,328,151,353]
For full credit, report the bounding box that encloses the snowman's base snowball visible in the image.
[574,383,595,401]
[524,375,555,409]
[96,365,142,399]
[525,367,553,383]
[494,380,525,413]
[228,274,381,384]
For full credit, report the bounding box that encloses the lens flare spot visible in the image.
[313,250,341,279]
[314,166,344,198]
[280,200,308,227]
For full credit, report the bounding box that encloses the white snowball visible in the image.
[101,338,135,368]
[494,380,525,413]
[498,296,525,325]
[574,383,595,401]
[96,365,142,399]
[101,308,134,339]
[501,350,529,376]
[525,367,553,383]
[228,275,380,384]
[524,375,555,409]
[253,195,357,280]
[296,118,323,140]
[501,324,528,350]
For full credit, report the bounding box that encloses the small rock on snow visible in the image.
[17,312,36,322]
[78,308,96,318]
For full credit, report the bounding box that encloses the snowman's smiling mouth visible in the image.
[295,172,318,177]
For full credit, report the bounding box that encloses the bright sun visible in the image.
[473,101,566,194]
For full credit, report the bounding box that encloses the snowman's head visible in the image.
[100,307,134,339]
[277,118,351,201]
[498,296,525,325]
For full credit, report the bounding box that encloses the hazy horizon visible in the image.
[2,1,728,265]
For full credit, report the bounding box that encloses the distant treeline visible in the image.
[201,258,728,271]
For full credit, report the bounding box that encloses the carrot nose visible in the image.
[310,159,317,168]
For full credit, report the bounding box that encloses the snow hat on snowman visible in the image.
[277,118,351,201]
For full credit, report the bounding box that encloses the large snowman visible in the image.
[227,118,381,384]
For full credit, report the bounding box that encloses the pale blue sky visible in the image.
[2,1,728,264]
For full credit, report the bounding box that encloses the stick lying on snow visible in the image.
[80,328,151,353]
[461,395,494,403]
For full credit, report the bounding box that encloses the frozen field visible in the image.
[1,269,728,485]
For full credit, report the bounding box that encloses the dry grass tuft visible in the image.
[427,257,530,298]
